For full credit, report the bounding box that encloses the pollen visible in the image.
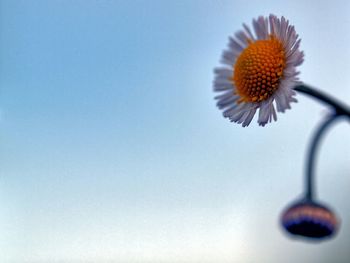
[232,37,286,103]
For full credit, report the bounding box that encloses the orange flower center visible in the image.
[232,37,286,103]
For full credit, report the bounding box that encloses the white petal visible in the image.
[228,37,245,55]
[216,92,238,109]
[280,16,289,44]
[220,50,236,65]
[213,81,233,91]
[235,31,250,46]
[253,18,266,40]
[269,14,278,36]
[214,67,232,76]
[224,102,258,127]
[243,23,255,41]
[242,107,257,127]
[273,84,297,112]
[258,98,275,126]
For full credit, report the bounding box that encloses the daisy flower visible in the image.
[213,14,304,127]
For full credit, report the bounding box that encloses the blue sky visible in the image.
[0,0,350,262]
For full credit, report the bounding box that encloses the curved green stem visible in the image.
[304,114,339,200]
[294,84,350,118]
[294,84,350,201]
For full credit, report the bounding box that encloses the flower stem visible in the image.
[304,115,339,200]
[294,84,350,118]
[294,84,350,201]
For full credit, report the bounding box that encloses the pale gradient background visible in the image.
[0,0,350,262]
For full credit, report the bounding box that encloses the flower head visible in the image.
[281,199,339,240]
[213,14,304,126]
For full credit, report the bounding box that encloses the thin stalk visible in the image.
[294,84,350,118]
[304,115,339,200]
[293,84,350,200]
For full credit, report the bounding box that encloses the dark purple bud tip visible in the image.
[281,199,339,240]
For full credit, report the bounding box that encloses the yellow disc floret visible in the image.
[232,37,286,103]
